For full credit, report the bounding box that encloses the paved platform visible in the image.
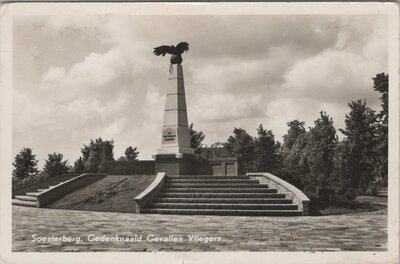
[12,206,387,252]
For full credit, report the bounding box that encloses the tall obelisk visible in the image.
[153,42,195,175]
[157,64,194,156]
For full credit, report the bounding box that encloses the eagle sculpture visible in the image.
[153,42,189,65]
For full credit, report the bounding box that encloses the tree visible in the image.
[81,137,115,172]
[85,149,101,172]
[189,123,205,154]
[125,146,139,161]
[12,148,39,179]
[43,153,69,178]
[81,138,114,162]
[372,73,388,185]
[282,119,307,169]
[273,131,310,190]
[303,111,338,198]
[74,157,85,173]
[253,124,281,172]
[331,139,356,199]
[373,73,388,122]
[225,128,255,174]
[283,120,306,151]
[283,131,311,175]
[339,100,377,193]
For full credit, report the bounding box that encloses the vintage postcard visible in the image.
[0,2,399,264]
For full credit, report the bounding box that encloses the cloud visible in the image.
[39,47,134,102]
[103,117,127,138]
[189,92,263,123]
[13,86,134,166]
[282,49,382,106]
[14,89,131,131]
[41,66,66,82]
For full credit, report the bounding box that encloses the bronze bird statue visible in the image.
[153,42,189,65]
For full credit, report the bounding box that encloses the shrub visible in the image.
[344,188,359,200]
[272,168,304,190]
[303,184,317,200]
[12,171,49,189]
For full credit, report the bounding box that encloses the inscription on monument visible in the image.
[163,128,177,142]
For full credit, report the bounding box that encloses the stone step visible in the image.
[143,208,302,216]
[37,188,48,192]
[14,195,38,202]
[164,183,265,188]
[163,188,277,193]
[12,199,37,207]
[167,176,250,180]
[158,192,286,198]
[150,203,298,210]
[377,188,388,197]
[166,179,259,184]
[154,197,293,204]
[25,192,42,197]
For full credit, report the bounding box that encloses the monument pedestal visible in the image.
[155,64,195,175]
[154,153,195,175]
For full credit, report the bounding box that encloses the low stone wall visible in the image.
[36,173,107,207]
[209,157,238,176]
[155,154,195,175]
[154,155,238,176]
[12,173,81,197]
[192,156,212,175]
[101,160,155,175]
[134,172,166,213]
[247,172,310,215]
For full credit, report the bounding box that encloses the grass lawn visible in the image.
[312,195,387,216]
[47,175,156,213]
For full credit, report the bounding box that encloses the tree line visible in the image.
[12,139,139,187]
[195,73,388,201]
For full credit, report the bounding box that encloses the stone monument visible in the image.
[153,42,195,175]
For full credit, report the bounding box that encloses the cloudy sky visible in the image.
[13,14,388,167]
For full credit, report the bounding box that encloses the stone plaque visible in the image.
[162,128,177,143]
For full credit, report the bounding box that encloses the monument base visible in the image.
[154,153,195,175]
[156,147,194,155]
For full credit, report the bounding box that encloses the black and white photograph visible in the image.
[0,2,398,264]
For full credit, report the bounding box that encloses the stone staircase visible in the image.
[377,187,388,197]
[143,175,302,216]
[12,181,66,207]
